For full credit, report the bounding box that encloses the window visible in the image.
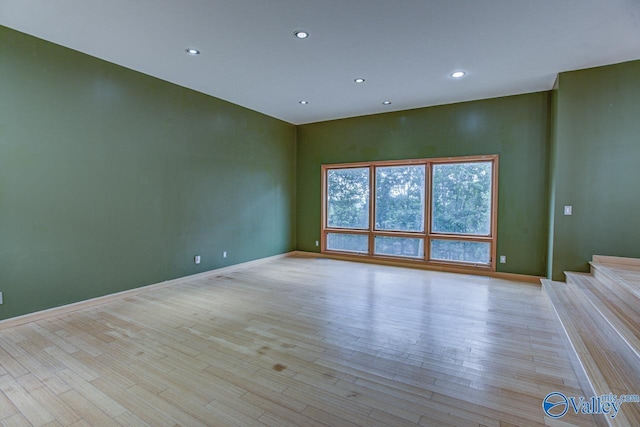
[326,233,368,254]
[375,165,425,232]
[430,239,491,264]
[326,167,369,229]
[430,161,493,265]
[322,155,498,270]
[374,236,424,258]
[431,162,492,236]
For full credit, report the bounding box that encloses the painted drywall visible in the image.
[297,93,551,276]
[0,26,296,320]
[550,60,640,280]
[546,87,559,279]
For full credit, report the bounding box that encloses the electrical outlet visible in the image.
[315,240,319,247]
[499,255,506,264]
[194,255,201,265]
[223,251,227,259]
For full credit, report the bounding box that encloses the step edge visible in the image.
[542,279,638,426]
[568,273,640,363]
[589,263,640,300]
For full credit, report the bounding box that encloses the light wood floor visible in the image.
[0,256,599,426]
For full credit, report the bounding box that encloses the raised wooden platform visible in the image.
[543,256,640,426]
[591,256,640,301]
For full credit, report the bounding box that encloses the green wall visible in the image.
[0,26,296,320]
[550,60,640,280]
[297,93,551,276]
[546,87,559,279]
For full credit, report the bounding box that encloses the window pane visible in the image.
[375,165,425,232]
[374,236,424,258]
[431,161,492,235]
[326,233,368,253]
[430,239,490,264]
[327,168,370,229]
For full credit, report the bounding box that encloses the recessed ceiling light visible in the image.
[299,100,309,105]
[185,48,200,55]
[354,78,365,83]
[450,71,466,78]
[294,30,309,39]
[382,101,392,105]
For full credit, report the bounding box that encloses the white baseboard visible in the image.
[0,251,293,330]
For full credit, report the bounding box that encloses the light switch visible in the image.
[564,206,573,216]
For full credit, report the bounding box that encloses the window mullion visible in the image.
[425,161,432,262]
[368,165,375,256]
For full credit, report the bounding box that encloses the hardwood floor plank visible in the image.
[89,378,174,427]
[1,413,33,427]
[202,397,267,427]
[0,375,54,426]
[0,381,18,420]
[112,411,150,427]
[244,392,324,427]
[15,374,81,425]
[0,346,29,379]
[92,353,170,395]
[126,384,207,427]
[57,390,119,427]
[300,405,366,427]
[56,369,126,419]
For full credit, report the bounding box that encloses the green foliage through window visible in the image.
[327,168,369,229]
[431,162,492,235]
[375,165,425,232]
[326,233,368,253]
[430,239,490,264]
[374,236,424,258]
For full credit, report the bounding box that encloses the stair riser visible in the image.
[566,280,640,372]
[544,278,640,426]
[567,274,640,371]
[570,276,640,363]
[591,266,640,305]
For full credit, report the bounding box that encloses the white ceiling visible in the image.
[2,1,640,125]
